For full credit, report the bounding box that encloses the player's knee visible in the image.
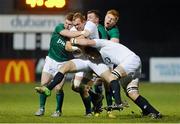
[54,88,63,94]
[59,61,76,73]
[126,89,139,100]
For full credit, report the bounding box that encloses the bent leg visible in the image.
[124,78,161,118]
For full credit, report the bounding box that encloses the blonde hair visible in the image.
[107,9,120,21]
[73,12,86,22]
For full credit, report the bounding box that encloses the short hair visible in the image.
[65,12,75,21]
[87,9,101,19]
[73,12,86,22]
[106,9,120,21]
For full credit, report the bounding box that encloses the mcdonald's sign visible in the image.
[0,59,35,83]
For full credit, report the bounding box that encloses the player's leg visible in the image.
[121,55,162,119]
[80,84,92,116]
[35,56,54,116]
[35,72,53,116]
[35,59,80,95]
[103,81,117,118]
[100,70,122,106]
[93,78,104,112]
[51,77,65,117]
[46,60,77,91]
[72,72,93,116]
[82,71,103,116]
[88,62,122,107]
[122,77,162,119]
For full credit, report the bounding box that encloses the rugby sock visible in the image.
[40,93,47,109]
[105,91,113,106]
[94,83,103,94]
[47,72,64,90]
[110,80,121,105]
[89,89,103,109]
[56,90,64,112]
[80,93,92,114]
[88,89,98,98]
[134,95,159,115]
[95,84,103,108]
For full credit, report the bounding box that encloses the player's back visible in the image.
[94,39,136,65]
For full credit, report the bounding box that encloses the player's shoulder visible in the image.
[109,26,119,32]
[55,23,64,29]
[85,21,96,27]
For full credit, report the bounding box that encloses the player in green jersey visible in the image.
[35,12,84,117]
[104,9,120,43]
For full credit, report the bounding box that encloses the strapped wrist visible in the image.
[71,38,77,45]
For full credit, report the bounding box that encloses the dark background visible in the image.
[0,0,180,80]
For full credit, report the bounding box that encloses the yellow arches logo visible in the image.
[0,60,35,83]
[5,61,30,83]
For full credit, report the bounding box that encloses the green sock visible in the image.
[40,93,47,109]
[56,90,64,112]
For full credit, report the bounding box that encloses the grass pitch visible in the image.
[0,82,180,123]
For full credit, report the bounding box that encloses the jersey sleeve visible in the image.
[109,27,120,39]
[98,24,108,39]
[93,39,107,48]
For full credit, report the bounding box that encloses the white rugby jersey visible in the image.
[84,21,99,39]
[93,39,136,65]
[70,21,99,39]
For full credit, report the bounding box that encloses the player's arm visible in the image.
[71,38,96,46]
[110,38,119,43]
[80,30,91,37]
[60,29,85,38]
[109,27,120,43]
[65,41,81,52]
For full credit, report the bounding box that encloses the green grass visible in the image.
[0,82,180,123]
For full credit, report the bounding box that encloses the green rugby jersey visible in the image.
[97,24,108,39]
[48,23,71,62]
[106,26,120,40]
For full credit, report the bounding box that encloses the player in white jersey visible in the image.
[69,38,162,119]
[67,12,104,116]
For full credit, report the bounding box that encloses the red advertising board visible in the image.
[0,59,35,83]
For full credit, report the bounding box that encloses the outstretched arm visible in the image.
[71,38,96,46]
[60,29,84,38]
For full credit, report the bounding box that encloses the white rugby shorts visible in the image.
[42,56,67,77]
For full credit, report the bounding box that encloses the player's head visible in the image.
[87,9,101,25]
[104,9,119,29]
[73,12,86,31]
[83,46,101,59]
[64,12,74,30]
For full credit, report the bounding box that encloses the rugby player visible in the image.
[34,12,84,117]
[69,38,162,119]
